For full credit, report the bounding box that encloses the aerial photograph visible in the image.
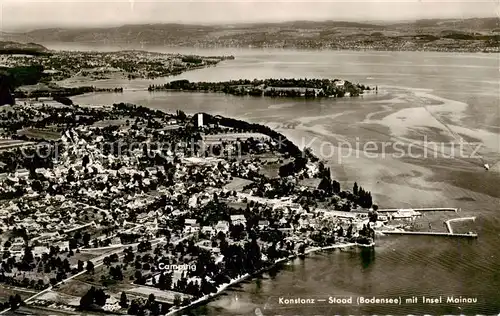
[0,0,499,315]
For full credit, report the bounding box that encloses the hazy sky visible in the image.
[0,0,498,31]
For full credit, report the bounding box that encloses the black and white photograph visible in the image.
[0,0,498,315]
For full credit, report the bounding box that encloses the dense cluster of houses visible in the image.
[0,50,232,83]
[0,102,387,314]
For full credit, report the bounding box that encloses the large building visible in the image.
[197,113,203,127]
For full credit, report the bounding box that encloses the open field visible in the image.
[202,132,270,144]
[17,128,61,140]
[92,119,129,128]
[224,177,253,192]
[55,279,96,298]
[36,290,80,307]
[299,177,322,188]
[0,286,37,302]
[259,163,281,178]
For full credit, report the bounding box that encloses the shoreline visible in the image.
[165,242,374,316]
[37,43,500,55]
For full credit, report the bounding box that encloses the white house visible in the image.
[258,220,270,230]
[215,221,230,233]
[334,80,345,87]
[201,226,215,235]
[33,246,50,256]
[184,219,200,233]
[15,168,30,178]
[230,215,246,226]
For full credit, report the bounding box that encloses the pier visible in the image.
[445,217,476,234]
[377,207,459,213]
[379,231,478,238]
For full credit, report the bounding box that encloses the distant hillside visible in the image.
[1,18,498,52]
[0,41,49,55]
[414,17,500,30]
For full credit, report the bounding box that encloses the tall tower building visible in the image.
[197,113,204,127]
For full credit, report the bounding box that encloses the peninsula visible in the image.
[0,45,235,104]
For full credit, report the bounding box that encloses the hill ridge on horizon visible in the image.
[0,17,498,53]
[1,17,498,33]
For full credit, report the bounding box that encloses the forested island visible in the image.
[148,78,373,98]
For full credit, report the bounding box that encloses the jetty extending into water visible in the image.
[379,231,478,238]
[445,216,477,234]
[377,207,459,213]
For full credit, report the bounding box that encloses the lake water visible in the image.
[59,45,500,315]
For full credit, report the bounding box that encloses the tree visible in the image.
[82,233,91,246]
[82,155,90,167]
[353,182,358,195]
[62,258,71,272]
[77,260,84,271]
[173,294,181,307]
[32,180,43,192]
[86,260,94,273]
[148,293,156,304]
[8,294,23,310]
[79,287,95,310]
[150,301,160,315]
[119,292,128,308]
[128,300,140,315]
[368,210,378,223]
[94,288,107,306]
[20,246,34,271]
[176,110,187,121]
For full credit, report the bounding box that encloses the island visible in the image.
[148,78,373,98]
[0,101,378,315]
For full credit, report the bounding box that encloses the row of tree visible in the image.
[352,182,373,208]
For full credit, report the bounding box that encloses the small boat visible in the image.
[484,164,490,171]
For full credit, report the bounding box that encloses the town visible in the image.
[0,49,234,82]
[0,100,382,315]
